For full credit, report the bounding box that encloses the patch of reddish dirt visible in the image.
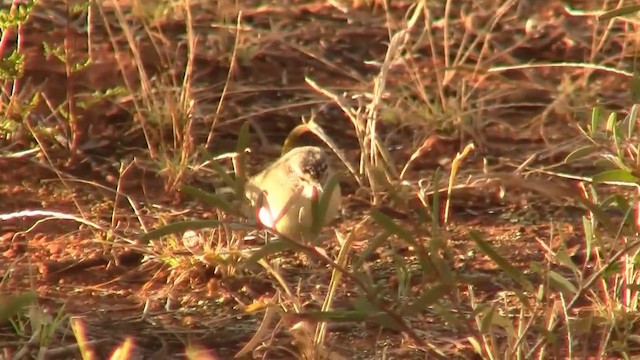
[1,0,637,358]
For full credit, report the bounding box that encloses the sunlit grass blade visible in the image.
[186,344,218,360]
[445,143,474,224]
[627,104,638,138]
[430,167,443,227]
[564,145,600,163]
[285,120,360,186]
[304,78,363,186]
[597,4,640,20]
[71,317,94,360]
[282,123,312,155]
[315,228,360,346]
[109,338,134,360]
[233,121,251,194]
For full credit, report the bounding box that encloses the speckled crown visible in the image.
[288,147,329,183]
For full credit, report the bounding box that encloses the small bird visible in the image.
[245,146,341,241]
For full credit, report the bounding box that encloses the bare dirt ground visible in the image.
[1,0,638,359]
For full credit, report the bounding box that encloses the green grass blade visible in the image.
[310,172,340,238]
[181,184,238,215]
[243,239,295,266]
[0,292,37,322]
[403,283,449,315]
[469,230,534,293]
[140,220,220,243]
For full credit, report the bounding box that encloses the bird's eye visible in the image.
[304,165,318,178]
[302,162,326,181]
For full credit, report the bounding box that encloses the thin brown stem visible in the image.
[272,234,428,347]
[64,1,81,163]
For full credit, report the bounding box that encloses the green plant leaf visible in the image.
[592,169,640,184]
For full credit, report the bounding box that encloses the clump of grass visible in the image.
[1,1,33,144]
